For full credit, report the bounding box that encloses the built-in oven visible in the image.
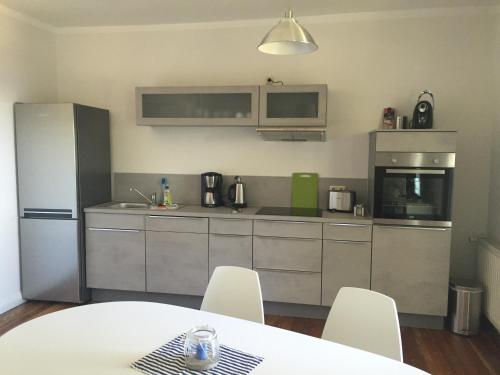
[372,152,455,227]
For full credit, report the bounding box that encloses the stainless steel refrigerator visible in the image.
[15,103,111,303]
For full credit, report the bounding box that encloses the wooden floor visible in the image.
[1,302,499,374]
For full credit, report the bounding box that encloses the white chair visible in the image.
[201,266,264,324]
[321,287,403,362]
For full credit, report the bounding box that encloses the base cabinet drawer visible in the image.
[254,220,322,239]
[254,236,321,272]
[323,222,372,241]
[146,215,208,233]
[209,234,252,277]
[146,231,208,295]
[86,228,145,291]
[322,240,371,306]
[257,270,321,305]
[86,213,144,230]
[209,218,253,235]
[371,225,451,316]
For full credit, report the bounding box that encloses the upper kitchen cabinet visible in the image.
[136,86,259,126]
[259,84,327,127]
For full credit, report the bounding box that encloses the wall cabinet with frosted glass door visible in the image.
[258,84,327,127]
[136,86,259,126]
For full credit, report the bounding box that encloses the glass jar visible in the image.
[184,325,220,370]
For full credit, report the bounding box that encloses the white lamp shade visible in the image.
[258,10,318,55]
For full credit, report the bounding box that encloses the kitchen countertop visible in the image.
[85,202,373,224]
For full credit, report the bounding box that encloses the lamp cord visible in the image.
[266,77,284,85]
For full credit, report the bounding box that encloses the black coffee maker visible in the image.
[411,90,434,129]
[201,172,223,207]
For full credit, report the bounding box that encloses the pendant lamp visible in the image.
[258,10,318,55]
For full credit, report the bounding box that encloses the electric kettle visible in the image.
[228,176,247,208]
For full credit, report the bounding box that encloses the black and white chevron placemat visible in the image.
[132,334,264,375]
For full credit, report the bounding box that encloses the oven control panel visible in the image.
[375,152,455,168]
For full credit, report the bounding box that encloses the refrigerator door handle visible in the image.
[23,209,73,219]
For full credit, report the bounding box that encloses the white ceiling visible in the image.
[0,0,498,27]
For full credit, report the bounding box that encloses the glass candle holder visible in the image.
[184,325,220,371]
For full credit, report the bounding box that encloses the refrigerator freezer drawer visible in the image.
[20,218,82,302]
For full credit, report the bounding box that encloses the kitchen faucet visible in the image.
[129,187,156,205]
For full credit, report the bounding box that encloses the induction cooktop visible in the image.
[256,207,323,218]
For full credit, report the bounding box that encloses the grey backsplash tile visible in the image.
[114,173,200,205]
[114,173,368,209]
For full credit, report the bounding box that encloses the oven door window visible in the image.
[374,168,453,221]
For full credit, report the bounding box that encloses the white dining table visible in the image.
[0,301,428,374]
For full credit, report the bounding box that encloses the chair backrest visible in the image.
[321,287,403,362]
[201,266,264,324]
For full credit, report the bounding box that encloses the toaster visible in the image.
[328,186,356,212]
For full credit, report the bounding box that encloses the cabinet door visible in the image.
[371,225,451,316]
[146,231,208,295]
[259,85,327,127]
[374,131,457,153]
[322,240,371,306]
[86,228,145,291]
[136,86,259,126]
[208,234,252,277]
[257,270,321,305]
[253,236,322,272]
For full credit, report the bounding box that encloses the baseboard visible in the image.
[0,292,24,315]
[91,289,203,310]
[263,302,331,319]
[399,313,445,329]
[91,289,332,319]
[90,289,444,329]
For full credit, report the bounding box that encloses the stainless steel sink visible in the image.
[109,202,184,210]
[111,202,149,209]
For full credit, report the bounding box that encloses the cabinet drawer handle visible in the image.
[260,220,313,225]
[148,215,203,220]
[325,239,370,245]
[88,227,141,233]
[210,233,247,238]
[255,267,320,275]
[254,267,321,275]
[327,223,369,228]
[254,235,318,241]
[378,225,447,231]
[212,218,248,222]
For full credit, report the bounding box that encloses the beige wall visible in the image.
[488,11,500,245]
[490,126,500,245]
[0,9,56,313]
[55,8,497,279]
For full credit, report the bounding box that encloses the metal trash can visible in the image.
[449,280,483,335]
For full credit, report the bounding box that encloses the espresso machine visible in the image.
[201,172,223,207]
